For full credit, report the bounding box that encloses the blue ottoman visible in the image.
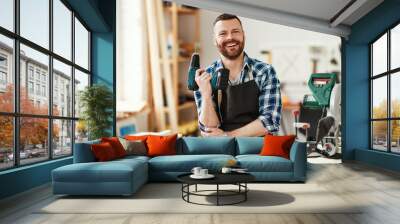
[52,156,148,196]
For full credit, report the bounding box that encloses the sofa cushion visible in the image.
[147,134,178,157]
[260,135,296,159]
[178,137,236,155]
[235,137,264,155]
[148,154,235,172]
[73,139,100,163]
[236,155,293,172]
[52,158,147,183]
[91,142,118,161]
[115,155,150,163]
[101,137,127,158]
[119,139,147,156]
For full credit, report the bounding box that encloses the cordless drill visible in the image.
[187,53,229,91]
[187,53,200,91]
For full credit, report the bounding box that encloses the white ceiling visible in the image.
[171,0,384,38]
[225,0,353,23]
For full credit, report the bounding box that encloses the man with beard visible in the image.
[194,14,281,137]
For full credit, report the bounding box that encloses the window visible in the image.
[0,34,13,113]
[19,117,49,165]
[42,85,46,97]
[35,84,40,95]
[74,18,89,70]
[53,119,72,158]
[28,81,34,94]
[53,0,72,60]
[35,70,40,81]
[0,53,8,90]
[370,23,400,154]
[29,67,34,80]
[0,116,13,170]
[74,69,89,142]
[20,0,49,48]
[0,0,91,170]
[0,71,6,84]
[53,59,72,117]
[0,55,7,67]
[0,0,14,31]
[74,69,89,118]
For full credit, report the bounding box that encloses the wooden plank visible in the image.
[171,3,180,105]
[155,0,179,132]
[145,0,166,131]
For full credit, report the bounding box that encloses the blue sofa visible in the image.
[52,137,306,196]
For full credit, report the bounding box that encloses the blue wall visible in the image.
[343,0,400,171]
[91,32,115,135]
[0,0,116,200]
[91,0,116,135]
[0,158,72,199]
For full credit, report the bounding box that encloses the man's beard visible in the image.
[216,39,244,60]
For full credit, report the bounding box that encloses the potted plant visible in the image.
[79,84,113,140]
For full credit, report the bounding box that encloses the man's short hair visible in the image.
[213,13,242,27]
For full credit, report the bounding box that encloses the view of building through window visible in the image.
[371,23,400,153]
[0,0,91,170]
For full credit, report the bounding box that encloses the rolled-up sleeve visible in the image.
[258,66,282,133]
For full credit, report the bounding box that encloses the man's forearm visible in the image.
[199,97,220,127]
[227,119,268,137]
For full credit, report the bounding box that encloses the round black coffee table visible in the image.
[177,173,255,206]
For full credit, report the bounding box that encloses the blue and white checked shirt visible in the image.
[194,53,282,133]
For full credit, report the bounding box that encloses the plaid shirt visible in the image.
[194,53,282,133]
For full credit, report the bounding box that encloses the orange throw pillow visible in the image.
[91,142,117,161]
[124,135,149,141]
[101,137,127,158]
[146,134,177,157]
[260,135,296,159]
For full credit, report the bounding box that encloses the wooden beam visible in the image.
[145,0,166,131]
[329,0,368,27]
[155,0,179,132]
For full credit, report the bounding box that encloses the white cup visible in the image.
[200,169,208,176]
[191,167,202,176]
[221,167,232,174]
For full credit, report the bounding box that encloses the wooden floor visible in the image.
[1,160,400,224]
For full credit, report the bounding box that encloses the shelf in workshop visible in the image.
[163,101,196,112]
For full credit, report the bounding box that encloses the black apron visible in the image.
[213,70,260,131]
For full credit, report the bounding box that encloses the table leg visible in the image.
[245,183,247,201]
[195,184,197,192]
[187,184,190,202]
[217,184,219,206]
[181,184,183,199]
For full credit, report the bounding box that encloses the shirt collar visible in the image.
[215,52,252,71]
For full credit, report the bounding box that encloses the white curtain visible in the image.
[116,0,148,112]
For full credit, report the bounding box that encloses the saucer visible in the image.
[190,174,215,179]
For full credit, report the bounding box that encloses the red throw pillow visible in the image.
[260,135,296,159]
[101,137,127,158]
[146,134,177,157]
[91,142,117,161]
